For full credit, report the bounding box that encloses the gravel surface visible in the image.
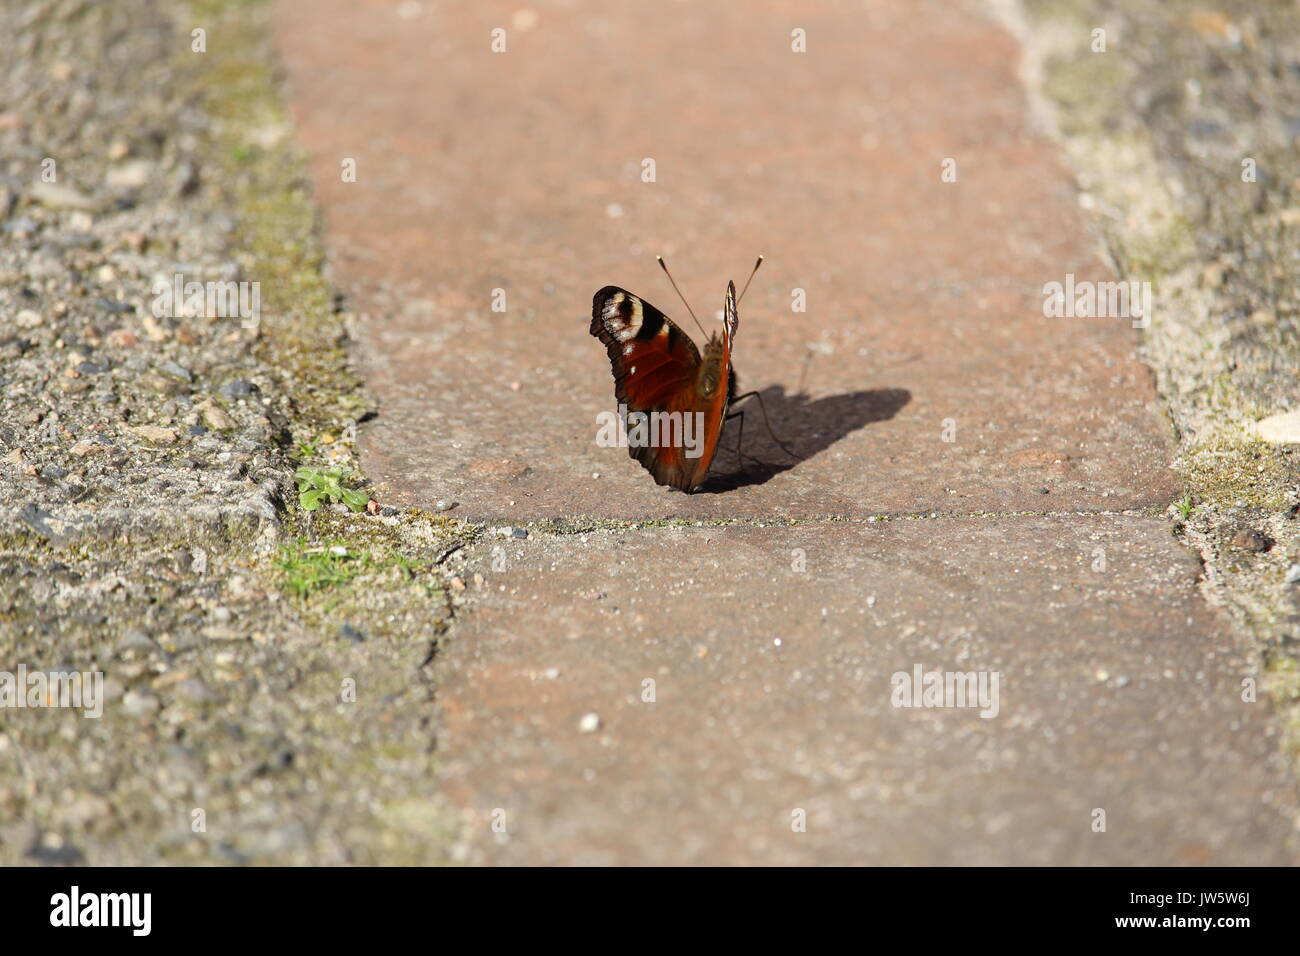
[0,1,287,546]
[0,0,477,865]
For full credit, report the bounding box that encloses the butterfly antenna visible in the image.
[656,256,708,338]
[736,254,764,304]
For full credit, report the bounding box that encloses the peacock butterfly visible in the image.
[590,256,786,492]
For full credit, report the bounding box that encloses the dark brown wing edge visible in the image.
[589,286,703,490]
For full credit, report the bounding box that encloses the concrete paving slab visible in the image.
[272,0,1178,520]
[437,517,1297,865]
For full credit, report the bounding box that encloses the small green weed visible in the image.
[295,466,369,513]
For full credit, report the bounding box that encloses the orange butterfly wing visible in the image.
[590,287,731,490]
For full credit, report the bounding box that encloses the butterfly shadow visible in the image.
[696,386,911,493]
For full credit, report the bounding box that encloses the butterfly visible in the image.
[590,256,796,492]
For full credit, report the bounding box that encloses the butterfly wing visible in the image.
[590,286,716,490]
[696,279,739,470]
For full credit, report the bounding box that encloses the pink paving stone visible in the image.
[272,0,1177,520]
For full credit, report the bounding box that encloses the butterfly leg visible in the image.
[724,406,759,472]
[729,391,803,460]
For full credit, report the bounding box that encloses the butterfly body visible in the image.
[590,282,740,492]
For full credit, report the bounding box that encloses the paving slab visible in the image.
[437,517,1297,865]
[272,0,1178,520]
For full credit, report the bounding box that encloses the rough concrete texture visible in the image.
[0,0,290,550]
[0,0,474,866]
[273,0,1178,520]
[1,524,464,866]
